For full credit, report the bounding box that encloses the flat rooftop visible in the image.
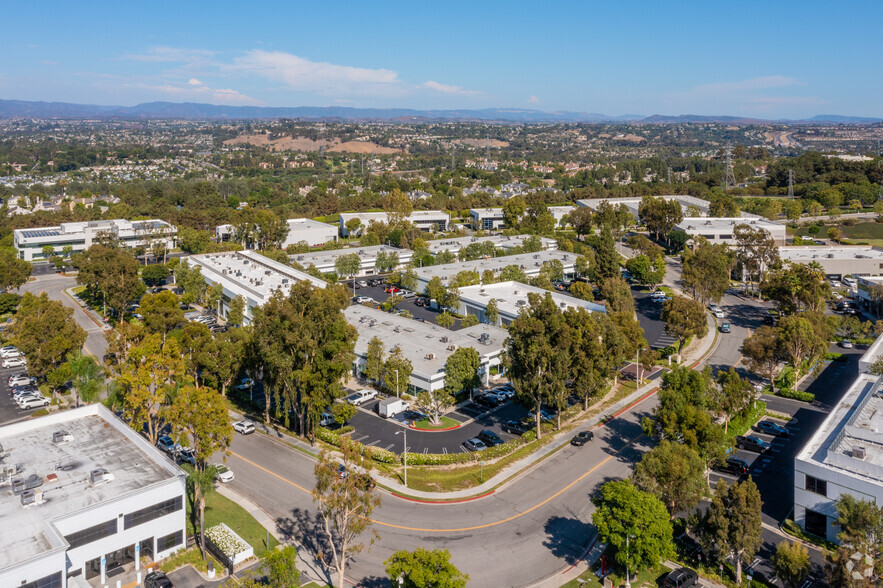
[676,217,784,231]
[340,210,448,221]
[424,235,557,254]
[188,250,327,299]
[576,195,711,209]
[780,246,883,262]
[345,306,506,376]
[458,281,606,316]
[290,245,412,268]
[797,372,883,484]
[0,405,182,570]
[414,250,577,284]
[286,218,336,231]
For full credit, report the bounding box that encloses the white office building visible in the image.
[0,404,187,588]
[469,208,506,230]
[186,250,326,325]
[780,246,883,278]
[13,220,177,261]
[338,210,449,236]
[289,245,413,277]
[548,206,576,226]
[576,195,713,221]
[793,337,883,542]
[457,281,606,326]
[346,306,506,392]
[216,218,337,248]
[414,250,578,290]
[424,235,558,256]
[675,217,786,246]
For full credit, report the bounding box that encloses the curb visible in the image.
[388,489,496,503]
[408,423,461,431]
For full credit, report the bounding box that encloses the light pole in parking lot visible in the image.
[395,429,407,487]
[636,348,643,386]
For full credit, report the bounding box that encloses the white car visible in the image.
[8,376,36,388]
[0,349,22,359]
[347,389,379,406]
[2,358,26,369]
[354,296,373,304]
[18,395,49,409]
[233,420,255,434]
[214,463,234,483]
[710,307,724,318]
[234,378,254,391]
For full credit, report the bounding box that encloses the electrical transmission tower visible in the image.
[667,166,672,184]
[788,169,794,198]
[723,146,737,190]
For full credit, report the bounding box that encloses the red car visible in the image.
[385,286,400,293]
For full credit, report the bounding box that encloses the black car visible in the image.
[144,571,174,588]
[474,394,502,408]
[570,430,594,446]
[755,420,789,437]
[502,420,529,435]
[736,435,769,453]
[715,456,750,477]
[662,567,698,588]
[478,429,504,446]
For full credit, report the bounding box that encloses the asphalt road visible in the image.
[16,273,109,360]
[218,392,656,587]
[0,366,46,425]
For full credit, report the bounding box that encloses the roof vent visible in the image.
[90,468,115,484]
[52,430,73,444]
[440,336,449,343]
[20,489,44,507]
[425,353,435,360]
[12,474,42,495]
[853,446,866,460]
[446,344,456,351]
[265,270,271,276]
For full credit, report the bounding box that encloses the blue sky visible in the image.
[1,1,879,118]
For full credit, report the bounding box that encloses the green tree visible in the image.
[778,314,824,367]
[198,328,247,396]
[772,542,810,588]
[502,196,526,229]
[140,290,185,345]
[742,325,784,391]
[10,292,87,378]
[624,254,665,287]
[499,264,528,282]
[592,480,674,576]
[762,261,831,314]
[176,262,207,305]
[594,230,620,280]
[262,545,301,588]
[828,495,883,584]
[681,238,734,305]
[227,294,246,326]
[205,282,224,316]
[639,195,683,242]
[167,384,233,560]
[714,368,754,433]
[632,440,706,517]
[69,353,104,407]
[335,253,361,295]
[734,224,780,296]
[569,281,594,301]
[73,245,145,316]
[485,297,499,325]
[569,206,594,239]
[599,277,634,314]
[42,244,55,259]
[313,446,381,588]
[383,346,413,397]
[701,478,763,584]
[0,248,31,291]
[331,402,357,426]
[435,312,455,328]
[365,336,385,384]
[384,548,469,588]
[400,268,419,291]
[661,295,708,354]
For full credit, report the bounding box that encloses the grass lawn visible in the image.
[562,564,668,588]
[793,220,883,244]
[187,491,279,557]
[413,416,459,430]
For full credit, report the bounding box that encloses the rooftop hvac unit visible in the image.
[516,300,527,306]
[853,446,866,460]
[12,474,42,495]
[243,260,249,265]
[52,431,73,444]
[20,489,44,507]
[265,270,272,276]
[440,336,448,343]
[425,353,435,360]
[534,254,540,259]
[394,326,401,333]
[446,345,456,351]
[90,468,114,484]
[281,278,289,284]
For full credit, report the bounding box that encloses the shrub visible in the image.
[775,388,815,402]
[824,352,847,362]
[31,408,49,418]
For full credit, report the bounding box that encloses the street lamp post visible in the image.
[636,348,643,386]
[398,575,404,588]
[394,369,400,398]
[625,534,634,588]
[396,429,407,487]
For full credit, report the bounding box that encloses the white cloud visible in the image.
[188,78,203,86]
[422,80,480,96]
[527,95,540,104]
[133,80,262,106]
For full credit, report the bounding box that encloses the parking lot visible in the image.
[343,280,464,328]
[0,365,45,425]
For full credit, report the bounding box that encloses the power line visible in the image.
[723,146,736,190]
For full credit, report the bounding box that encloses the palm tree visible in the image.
[183,464,218,560]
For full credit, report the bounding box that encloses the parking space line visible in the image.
[352,435,368,442]
[384,444,394,451]
[422,448,428,454]
[366,440,380,447]
[442,448,448,454]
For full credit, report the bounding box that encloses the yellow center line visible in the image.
[230,437,630,533]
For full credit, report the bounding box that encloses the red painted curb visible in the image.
[389,489,496,504]
[409,423,461,431]
[597,387,659,429]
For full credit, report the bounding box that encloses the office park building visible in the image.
[0,404,186,588]
[13,219,177,262]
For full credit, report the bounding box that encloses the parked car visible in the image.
[347,389,379,406]
[400,290,415,298]
[384,286,400,293]
[755,420,789,437]
[662,567,699,588]
[462,438,488,452]
[356,281,368,287]
[570,431,594,446]
[13,388,40,400]
[714,456,750,477]
[337,463,349,478]
[736,435,769,453]
[354,296,373,304]
[474,393,502,408]
[213,463,234,483]
[233,420,255,435]
[478,430,504,446]
[491,386,515,400]
[157,436,178,454]
[7,371,28,384]
[2,357,26,369]
[19,395,49,409]
[0,346,20,358]
[144,571,174,588]
[177,447,196,465]
[502,420,529,435]
[719,323,731,333]
[840,339,854,349]
[8,376,35,388]
[709,305,724,318]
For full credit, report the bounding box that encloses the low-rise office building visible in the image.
[424,234,558,256]
[576,195,713,221]
[289,245,412,277]
[216,218,338,248]
[548,206,576,226]
[414,250,578,290]
[14,219,177,261]
[0,404,187,587]
[186,250,326,325]
[338,210,449,236]
[457,281,606,327]
[794,338,883,542]
[780,246,883,278]
[469,208,506,230]
[346,305,506,392]
[675,217,786,246]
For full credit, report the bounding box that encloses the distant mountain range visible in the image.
[0,99,880,124]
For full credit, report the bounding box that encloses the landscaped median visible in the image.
[411,416,460,431]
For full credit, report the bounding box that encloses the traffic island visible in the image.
[410,416,461,431]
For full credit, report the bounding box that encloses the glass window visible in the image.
[124,496,183,530]
[805,509,828,538]
[805,475,827,496]
[65,519,117,549]
[157,530,183,552]
[21,571,63,588]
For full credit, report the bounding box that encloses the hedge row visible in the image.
[316,427,397,463]
[403,437,527,466]
[775,387,815,403]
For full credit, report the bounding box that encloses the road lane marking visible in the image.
[229,449,618,533]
